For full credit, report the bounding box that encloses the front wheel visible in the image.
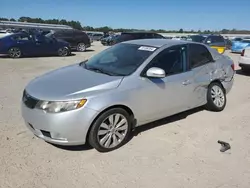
[8,47,22,58]
[206,82,227,112]
[88,108,132,152]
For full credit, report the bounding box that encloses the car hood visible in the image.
[25,64,123,101]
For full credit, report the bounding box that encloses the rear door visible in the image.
[187,43,216,107]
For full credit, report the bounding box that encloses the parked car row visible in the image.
[0,28,93,58]
[0,32,71,58]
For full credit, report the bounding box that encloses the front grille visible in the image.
[23,90,39,109]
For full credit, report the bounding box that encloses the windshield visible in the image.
[82,43,157,76]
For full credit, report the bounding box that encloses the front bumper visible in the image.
[21,102,99,146]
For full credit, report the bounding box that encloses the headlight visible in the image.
[35,99,87,113]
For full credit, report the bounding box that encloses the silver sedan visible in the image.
[21,39,235,152]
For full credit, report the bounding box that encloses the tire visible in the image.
[8,47,22,58]
[58,47,69,57]
[76,43,86,52]
[206,82,227,112]
[88,108,132,152]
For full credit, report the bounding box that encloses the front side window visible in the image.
[147,45,186,75]
[188,44,213,68]
[82,43,157,76]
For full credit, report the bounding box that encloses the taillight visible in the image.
[241,49,245,56]
[231,63,235,71]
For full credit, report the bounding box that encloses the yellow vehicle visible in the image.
[188,34,226,54]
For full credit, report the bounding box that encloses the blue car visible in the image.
[231,39,250,53]
[0,33,71,58]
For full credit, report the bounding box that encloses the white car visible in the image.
[239,47,250,72]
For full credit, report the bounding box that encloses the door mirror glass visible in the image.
[146,67,166,78]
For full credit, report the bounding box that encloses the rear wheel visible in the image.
[206,82,226,112]
[76,43,86,52]
[8,47,22,58]
[88,108,132,152]
[58,47,69,56]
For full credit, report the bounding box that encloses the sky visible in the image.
[1,0,250,31]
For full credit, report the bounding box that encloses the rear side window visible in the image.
[188,44,213,68]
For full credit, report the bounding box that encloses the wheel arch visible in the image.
[209,79,226,93]
[86,104,135,143]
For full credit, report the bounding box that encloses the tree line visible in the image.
[1,17,250,34]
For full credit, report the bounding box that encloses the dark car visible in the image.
[188,34,226,54]
[90,33,104,41]
[47,29,91,52]
[0,33,70,58]
[101,34,120,46]
[114,31,165,45]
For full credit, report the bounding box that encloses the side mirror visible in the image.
[146,67,166,78]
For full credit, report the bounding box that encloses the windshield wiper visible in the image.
[81,62,125,76]
[86,66,120,76]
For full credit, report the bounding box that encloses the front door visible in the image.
[136,45,196,122]
[34,35,57,56]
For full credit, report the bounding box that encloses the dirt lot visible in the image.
[1,42,250,188]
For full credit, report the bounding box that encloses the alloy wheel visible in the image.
[58,47,68,56]
[77,43,86,52]
[211,85,225,108]
[97,113,128,149]
[9,48,21,58]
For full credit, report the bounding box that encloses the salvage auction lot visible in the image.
[1,41,250,188]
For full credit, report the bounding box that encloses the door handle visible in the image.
[182,80,191,85]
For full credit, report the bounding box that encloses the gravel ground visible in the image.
[1,42,250,188]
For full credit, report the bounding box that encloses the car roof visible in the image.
[123,39,221,59]
[123,39,191,48]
